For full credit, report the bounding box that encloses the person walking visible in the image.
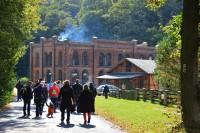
[78,84,95,125]
[58,80,75,124]
[103,85,109,99]
[21,81,33,117]
[49,82,60,112]
[32,79,45,118]
[89,83,97,113]
[72,79,83,112]
[15,81,23,101]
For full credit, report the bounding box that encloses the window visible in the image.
[72,50,79,65]
[35,70,40,81]
[58,51,63,66]
[71,70,79,83]
[44,52,52,67]
[58,70,62,81]
[46,70,52,83]
[99,53,105,66]
[35,53,40,67]
[106,53,112,66]
[118,54,124,62]
[82,51,88,66]
[82,70,89,84]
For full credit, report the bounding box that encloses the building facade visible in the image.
[97,58,158,90]
[30,36,155,85]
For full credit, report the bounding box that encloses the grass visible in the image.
[95,96,182,133]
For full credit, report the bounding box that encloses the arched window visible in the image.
[58,51,63,66]
[35,70,40,81]
[46,70,52,83]
[118,54,124,62]
[99,53,105,66]
[82,51,88,66]
[71,70,79,83]
[82,70,89,84]
[106,53,112,66]
[58,70,62,81]
[98,70,104,84]
[72,50,79,65]
[45,52,52,67]
[35,53,40,67]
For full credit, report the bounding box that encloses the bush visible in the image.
[120,89,138,100]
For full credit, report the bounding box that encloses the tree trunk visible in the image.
[181,0,199,132]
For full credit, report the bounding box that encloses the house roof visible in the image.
[96,72,145,79]
[125,58,156,74]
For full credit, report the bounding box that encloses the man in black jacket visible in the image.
[21,81,33,117]
[32,79,45,118]
[58,80,75,124]
[72,79,83,111]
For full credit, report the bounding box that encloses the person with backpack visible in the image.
[32,79,45,118]
[21,81,33,117]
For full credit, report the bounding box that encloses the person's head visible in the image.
[76,79,80,84]
[57,80,61,84]
[83,84,89,91]
[89,83,94,88]
[53,82,57,86]
[28,81,32,86]
[63,80,70,86]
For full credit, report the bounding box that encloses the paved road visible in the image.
[0,99,125,133]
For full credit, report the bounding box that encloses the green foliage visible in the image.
[155,14,182,91]
[19,77,29,85]
[78,0,181,45]
[0,0,42,107]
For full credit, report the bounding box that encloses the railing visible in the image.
[109,89,181,106]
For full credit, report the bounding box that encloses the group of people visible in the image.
[15,79,97,125]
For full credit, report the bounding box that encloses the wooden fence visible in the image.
[109,89,181,106]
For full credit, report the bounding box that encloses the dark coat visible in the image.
[90,86,97,98]
[78,89,95,113]
[72,83,83,97]
[58,85,74,111]
[21,85,32,102]
[33,83,45,104]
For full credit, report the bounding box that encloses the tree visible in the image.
[180,0,199,132]
[155,15,182,91]
[0,0,42,106]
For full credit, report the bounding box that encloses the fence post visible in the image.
[143,88,147,102]
[163,90,169,106]
[151,90,155,103]
[136,88,140,101]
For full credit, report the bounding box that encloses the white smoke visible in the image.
[58,22,90,42]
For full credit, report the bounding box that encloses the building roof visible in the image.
[96,72,145,79]
[126,58,156,74]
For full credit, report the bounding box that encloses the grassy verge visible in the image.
[95,96,183,133]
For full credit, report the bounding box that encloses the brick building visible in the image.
[29,36,155,85]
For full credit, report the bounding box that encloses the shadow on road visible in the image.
[57,122,75,128]
[78,123,96,129]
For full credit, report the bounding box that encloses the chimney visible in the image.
[52,35,58,43]
[40,37,45,45]
[142,42,148,46]
[131,39,137,45]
